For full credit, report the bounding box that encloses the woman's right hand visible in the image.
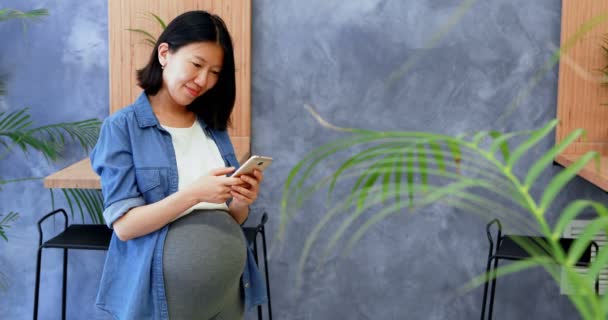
[187,167,241,203]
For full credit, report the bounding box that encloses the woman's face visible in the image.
[158,41,224,107]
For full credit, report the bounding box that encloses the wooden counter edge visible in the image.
[555,153,608,192]
[44,147,251,190]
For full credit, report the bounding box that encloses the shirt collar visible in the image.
[132,91,209,130]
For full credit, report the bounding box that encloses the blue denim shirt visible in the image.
[90,92,267,320]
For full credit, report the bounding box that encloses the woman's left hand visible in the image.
[230,169,263,207]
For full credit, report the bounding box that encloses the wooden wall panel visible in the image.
[108,0,251,159]
[556,1,608,154]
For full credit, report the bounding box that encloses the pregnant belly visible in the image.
[162,209,246,303]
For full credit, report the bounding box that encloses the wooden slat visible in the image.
[555,1,608,190]
[45,0,251,189]
[556,1,608,152]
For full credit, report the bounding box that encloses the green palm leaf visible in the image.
[283,118,608,318]
[0,212,18,242]
[0,8,48,22]
[506,119,558,170]
[539,152,599,213]
[55,189,104,224]
[127,12,168,48]
[126,28,157,46]
[0,77,5,96]
[0,108,101,161]
[149,12,167,30]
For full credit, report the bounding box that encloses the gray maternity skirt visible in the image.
[163,209,247,320]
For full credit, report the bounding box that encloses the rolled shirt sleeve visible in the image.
[90,116,145,228]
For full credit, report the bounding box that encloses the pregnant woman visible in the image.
[90,11,267,320]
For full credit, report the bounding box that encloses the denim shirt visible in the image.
[90,93,267,320]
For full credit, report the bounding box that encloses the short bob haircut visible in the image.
[137,11,236,131]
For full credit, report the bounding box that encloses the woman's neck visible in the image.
[148,89,196,128]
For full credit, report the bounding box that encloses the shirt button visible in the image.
[244,283,250,288]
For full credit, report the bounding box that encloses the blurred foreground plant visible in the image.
[282,116,608,319]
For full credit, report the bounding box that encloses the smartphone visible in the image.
[231,155,273,177]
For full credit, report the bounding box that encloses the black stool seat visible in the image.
[495,236,593,267]
[480,219,599,320]
[42,224,112,250]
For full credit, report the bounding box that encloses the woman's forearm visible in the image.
[113,190,199,241]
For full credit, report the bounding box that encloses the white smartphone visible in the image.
[231,155,273,177]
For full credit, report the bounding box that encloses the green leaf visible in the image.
[405,148,415,205]
[393,151,403,205]
[539,152,599,212]
[0,212,18,242]
[567,216,608,267]
[417,143,429,192]
[0,112,101,161]
[587,235,608,283]
[463,257,551,293]
[0,108,29,131]
[471,131,489,146]
[428,141,445,171]
[61,189,76,221]
[524,128,584,189]
[0,8,48,22]
[344,179,482,254]
[552,200,605,240]
[506,119,558,170]
[489,130,511,162]
[355,162,382,210]
[327,142,408,202]
[381,160,392,203]
[126,26,157,48]
[149,12,166,29]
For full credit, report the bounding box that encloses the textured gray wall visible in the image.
[1,0,607,319]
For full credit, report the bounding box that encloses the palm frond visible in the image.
[148,12,167,30]
[126,28,157,47]
[53,188,104,224]
[0,210,19,292]
[0,108,100,161]
[0,8,48,22]
[0,212,18,242]
[283,118,608,318]
[127,12,167,48]
[0,8,48,33]
[0,76,5,96]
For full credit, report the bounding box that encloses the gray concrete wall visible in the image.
[1,0,606,319]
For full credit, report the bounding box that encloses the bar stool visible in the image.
[243,212,273,320]
[33,209,273,320]
[33,209,112,320]
[480,219,599,320]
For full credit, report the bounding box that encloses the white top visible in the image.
[162,120,229,220]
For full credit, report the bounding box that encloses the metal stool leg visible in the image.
[33,247,43,320]
[482,220,500,320]
[261,227,272,320]
[253,237,262,320]
[62,249,68,320]
[487,257,500,320]
[480,254,494,320]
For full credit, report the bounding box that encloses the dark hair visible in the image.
[137,11,236,130]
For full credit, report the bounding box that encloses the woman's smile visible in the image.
[186,86,201,97]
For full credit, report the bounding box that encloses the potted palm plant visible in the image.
[0,7,101,290]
